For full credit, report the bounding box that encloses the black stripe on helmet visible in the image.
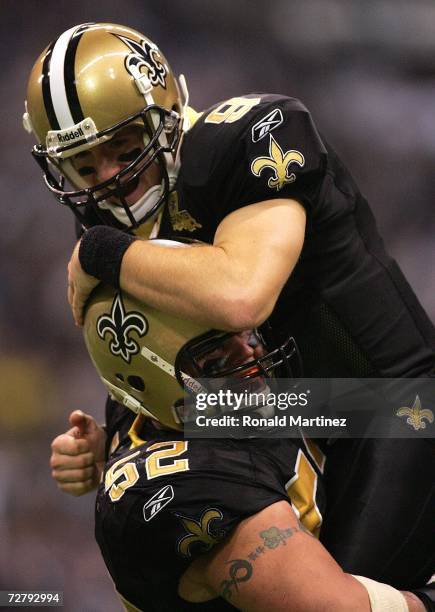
[63,23,95,124]
[41,41,60,131]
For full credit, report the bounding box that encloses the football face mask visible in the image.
[173,329,301,424]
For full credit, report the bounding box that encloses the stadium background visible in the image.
[1,0,434,609]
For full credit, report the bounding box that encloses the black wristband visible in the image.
[79,226,137,288]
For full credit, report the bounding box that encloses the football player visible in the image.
[50,281,428,611]
[25,23,434,589]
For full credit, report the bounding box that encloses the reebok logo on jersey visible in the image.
[143,485,174,522]
[251,108,283,142]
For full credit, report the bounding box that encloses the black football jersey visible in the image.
[97,399,325,611]
[159,94,434,378]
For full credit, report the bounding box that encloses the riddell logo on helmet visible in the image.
[57,127,84,143]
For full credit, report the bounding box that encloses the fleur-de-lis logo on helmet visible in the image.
[251,134,305,191]
[396,395,434,431]
[114,33,168,89]
[97,293,148,363]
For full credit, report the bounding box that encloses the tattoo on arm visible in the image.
[220,559,253,600]
[219,524,306,601]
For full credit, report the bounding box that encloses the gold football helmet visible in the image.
[23,23,188,230]
[83,243,301,431]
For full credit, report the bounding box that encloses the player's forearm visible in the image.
[120,240,274,330]
[77,199,304,329]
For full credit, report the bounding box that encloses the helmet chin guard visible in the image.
[98,182,163,227]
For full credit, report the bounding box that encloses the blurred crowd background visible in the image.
[1,0,434,610]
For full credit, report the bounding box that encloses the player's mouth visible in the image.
[122,176,140,198]
[106,176,140,205]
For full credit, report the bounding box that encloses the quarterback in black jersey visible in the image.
[26,22,434,598]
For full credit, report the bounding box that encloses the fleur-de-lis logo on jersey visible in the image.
[251,134,305,191]
[176,508,224,558]
[113,33,168,89]
[396,395,434,431]
[97,293,148,363]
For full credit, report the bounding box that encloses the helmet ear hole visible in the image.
[128,375,145,392]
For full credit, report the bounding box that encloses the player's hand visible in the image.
[50,410,107,496]
[67,240,100,327]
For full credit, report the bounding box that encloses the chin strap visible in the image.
[101,376,156,420]
[169,73,191,177]
[178,74,189,112]
[97,180,164,226]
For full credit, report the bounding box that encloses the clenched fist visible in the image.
[50,410,107,496]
